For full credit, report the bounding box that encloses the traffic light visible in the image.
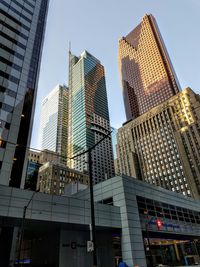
[156,219,163,230]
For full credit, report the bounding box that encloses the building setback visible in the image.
[117,88,200,199]
[0,0,49,188]
[68,50,115,184]
[118,14,180,121]
[39,85,68,165]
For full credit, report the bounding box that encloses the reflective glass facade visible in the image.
[119,14,180,121]
[25,161,41,191]
[0,0,49,187]
[68,51,115,183]
[39,85,69,165]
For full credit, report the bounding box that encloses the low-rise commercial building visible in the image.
[25,149,61,191]
[37,162,89,195]
[1,176,200,266]
[26,149,87,193]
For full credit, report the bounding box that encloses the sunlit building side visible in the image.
[38,85,68,165]
[118,14,180,121]
[0,0,49,188]
[117,88,200,199]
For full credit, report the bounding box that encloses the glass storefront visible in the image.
[143,236,200,266]
[138,196,200,266]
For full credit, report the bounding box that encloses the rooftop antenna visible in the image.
[69,41,71,54]
[68,41,71,87]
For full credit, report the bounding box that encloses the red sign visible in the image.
[156,219,163,230]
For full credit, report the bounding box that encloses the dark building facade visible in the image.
[25,160,41,191]
[0,0,49,188]
[2,176,200,267]
[118,14,180,121]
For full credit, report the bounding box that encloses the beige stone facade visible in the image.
[28,150,41,164]
[27,149,89,194]
[37,162,89,195]
[117,88,200,199]
[28,149,61,164]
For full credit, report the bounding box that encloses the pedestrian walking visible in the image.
[118,259,128,267]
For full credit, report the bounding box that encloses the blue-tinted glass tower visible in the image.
[68,50,115,183]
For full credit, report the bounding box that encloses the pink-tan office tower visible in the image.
[118,14,180,121]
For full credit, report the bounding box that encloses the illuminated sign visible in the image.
[156,219,163,230]
[15,259,32,264]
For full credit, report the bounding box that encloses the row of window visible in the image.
[24,0,35,9]
[0,70,19,85]
[0,20,29,41]
[137,196,200,224]
[0,101,13,113]
[0,43,24,60]
[2,1,32,24]
[0,9,30,31]
[11,0,33,16]
[1,30,26,50]
[0,85,17,98]
[0,56,22,72]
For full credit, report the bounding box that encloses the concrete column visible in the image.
[113,178,147,267]
[174,242,180,261]
[9,227,19,267]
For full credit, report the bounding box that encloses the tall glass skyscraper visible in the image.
[0,0,49,187]
[68,50,115,183]
[39,85,68,164]
[118,14,180,121]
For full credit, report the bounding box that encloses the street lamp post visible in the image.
[88,149,97,267]
[17,189,39,266]
[71,131,112,267]
[145,216,163,267]
[145,220,154,267]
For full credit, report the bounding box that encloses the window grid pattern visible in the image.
[0,0,49,187]
[137,196,200,225]
[118,14,180,120]
[117,88,200,199]
[38,163,89,196]
[68,51,115,184]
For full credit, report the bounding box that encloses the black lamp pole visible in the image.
[146,220,154,267]
[17,189,39,266]
[71,130,112,267]
[88,148,97,267]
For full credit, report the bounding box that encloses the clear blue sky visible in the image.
[31,0,200,149]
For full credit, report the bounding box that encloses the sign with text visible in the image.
[87,240,94,252]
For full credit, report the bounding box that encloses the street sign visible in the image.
[87,240,94,252]
[156,219,163,230]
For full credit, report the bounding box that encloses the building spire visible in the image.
[69,41,71,54]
